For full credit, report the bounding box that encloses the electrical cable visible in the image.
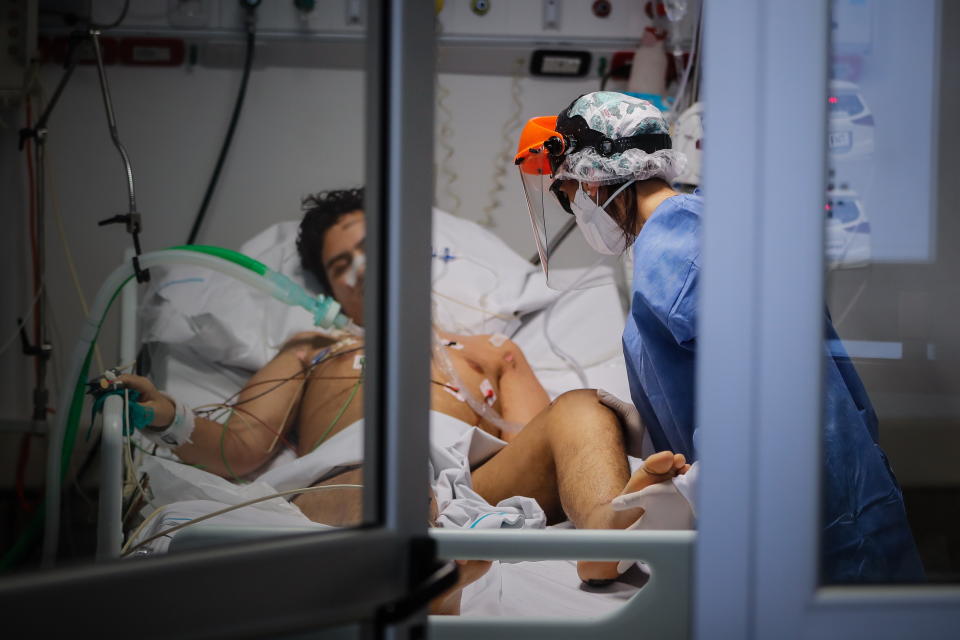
[24,96,40,378]
[123,389,150,505]
[89,0,130,31]
[212,346,364,411]
[833,272,870,331]
[217,418,243,483]
[122,483,363,556]
[479,58,525,228]
[71,431,103,507]
[538,259,612,386]
[431,291,514,322]
[185,9,257,244]
[310,364,364,451]
[599,64,631,91]
[0,285,44,359]
[668,3,702,124]
[543,291,589,387]
[164,345,368,471]
[47,138,106,372]
[15,434,34,512]
[192,403,299,455]
[434,79,461,216]
[430,331,521,434]
[268,374,307,454]
[44,290,64,402]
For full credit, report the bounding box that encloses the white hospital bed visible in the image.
[96,209,693,634]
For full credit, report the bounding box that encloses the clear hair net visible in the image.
[554,92,688,186]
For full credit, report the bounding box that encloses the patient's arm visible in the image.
[120,332,336,478]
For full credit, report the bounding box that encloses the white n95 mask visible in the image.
[571,180,635,255]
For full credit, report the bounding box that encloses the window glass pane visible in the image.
[2,0,373,576]
[429,0,702,616]
[822,0,957,584]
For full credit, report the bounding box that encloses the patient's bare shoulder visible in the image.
[279,331,341,356]
[440,331,523,371]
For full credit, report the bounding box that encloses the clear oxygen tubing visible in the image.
[430,330,524,435]
[41,246,361,566]
[667,1,702,126]
[543,293,589,388]
[540,257,613,388]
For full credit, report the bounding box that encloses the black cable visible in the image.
[89,0,130,31]
[599,64,631,91]
[191,346,366,420]
[186,16,257,245]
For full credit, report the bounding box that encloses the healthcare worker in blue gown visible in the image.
[514,91,924,583]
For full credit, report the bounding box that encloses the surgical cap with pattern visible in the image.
[555,91,687,186]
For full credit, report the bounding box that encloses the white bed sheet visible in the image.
[462,558,643,618]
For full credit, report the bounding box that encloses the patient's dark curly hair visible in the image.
[297,188,365,295]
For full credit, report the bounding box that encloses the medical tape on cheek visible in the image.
[353,355,365,370]
[140,397,196,449]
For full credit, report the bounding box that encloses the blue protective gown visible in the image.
[622,193,925,583]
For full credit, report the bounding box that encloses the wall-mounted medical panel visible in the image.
[437,0,649,40]
[219,0,367,33]
[91,0,651,40]
[90,0,220,29]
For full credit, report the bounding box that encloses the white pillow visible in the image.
[139,210,561,373]
[139,221,318,372]
[430,208,559,335]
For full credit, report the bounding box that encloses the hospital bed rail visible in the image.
[432,528,694,639]
[165,524,694,638]
[97,252,139,561]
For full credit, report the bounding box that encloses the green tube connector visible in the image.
[264,270,350,330]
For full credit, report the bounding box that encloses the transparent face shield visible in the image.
[518,171,619,291]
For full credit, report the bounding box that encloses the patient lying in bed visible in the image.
[120,189,690,612]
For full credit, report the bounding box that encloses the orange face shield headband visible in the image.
[513,115,567,177]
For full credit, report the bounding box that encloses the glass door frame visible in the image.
[0,1,436,637]
[694,0,960,638]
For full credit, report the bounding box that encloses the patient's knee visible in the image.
[549,389,604,415]
[549,389,621,428]
[545,389,621,441]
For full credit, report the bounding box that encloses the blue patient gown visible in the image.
[622,194,925,583]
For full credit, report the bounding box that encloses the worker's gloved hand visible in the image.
[596,389,645,458]
[116,374,176,429]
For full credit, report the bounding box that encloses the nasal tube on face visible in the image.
[344,253,365,288]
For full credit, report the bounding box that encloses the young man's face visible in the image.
[321,210,366,325]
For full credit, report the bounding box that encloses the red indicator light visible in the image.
[828,96,838,104]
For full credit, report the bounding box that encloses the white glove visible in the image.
[596,389,645,458]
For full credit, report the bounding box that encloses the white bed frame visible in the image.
[97,263,695,637]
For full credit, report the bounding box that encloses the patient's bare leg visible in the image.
[293,467,364,527]
[470,389,684,583]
